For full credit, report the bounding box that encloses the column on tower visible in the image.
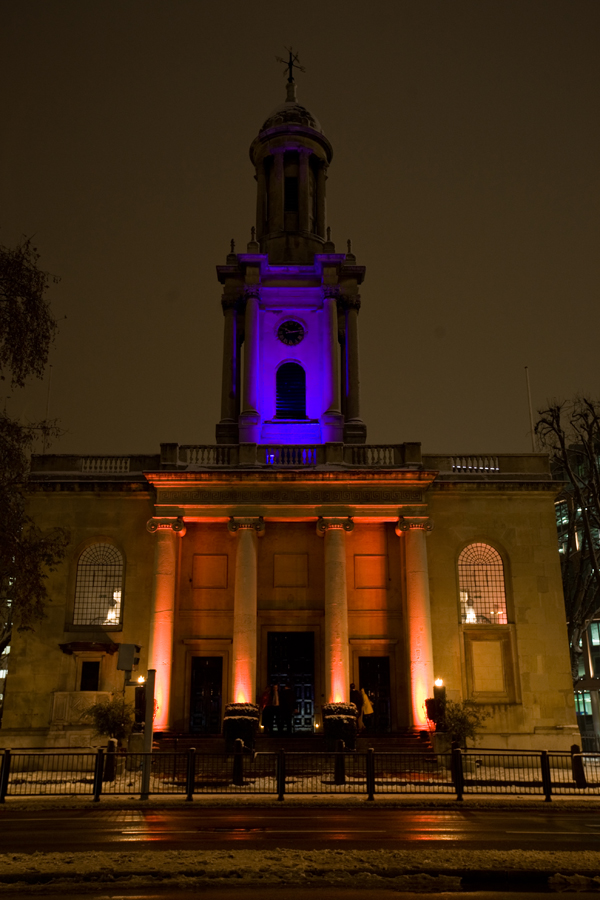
[255,161,267,239]
[342,294,367,443]
[239,290,260,443]
[316,162,327,238]
[146,517,186,731]
[216,294,239,444]
[322,288,343,442]
[396,517,434,729]
[228,517,264,704]
[271,149,285,233]
[318,517,353,703]
[298,149,311,233]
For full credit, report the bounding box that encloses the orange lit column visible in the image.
[146,517,186,731]
[396,516,434,729]
[318,517,353,703]
[228,517,265,704]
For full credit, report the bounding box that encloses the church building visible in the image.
[0,75,578,751]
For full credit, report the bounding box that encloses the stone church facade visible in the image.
[0,79,578,751]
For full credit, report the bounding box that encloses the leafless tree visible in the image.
[536,399,600,681]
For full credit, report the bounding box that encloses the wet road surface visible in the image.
[2,807,600,851]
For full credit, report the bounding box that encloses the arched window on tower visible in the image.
[458,542,507,625]
[73,543,124,626]
[276,362,306,419]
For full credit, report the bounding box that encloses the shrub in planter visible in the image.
[223,703,259,751]
[322,703,358,750]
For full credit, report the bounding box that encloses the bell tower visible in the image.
[216,65,367,446]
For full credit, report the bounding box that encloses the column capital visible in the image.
[147,517,186,536]
[322,285,340,301]
[317,516,354,536]
[221,294,239,313]
[340,293,361,312]
[228,516,265,536]
[395,516,433,535]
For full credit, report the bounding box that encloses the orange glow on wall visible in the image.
[411,667,430,729]
[234,663,252,704]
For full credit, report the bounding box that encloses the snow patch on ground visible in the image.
[1,848,600,892]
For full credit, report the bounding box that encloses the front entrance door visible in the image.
[189,656,223,734]
[267,632,314,732]
[359,656,391,733]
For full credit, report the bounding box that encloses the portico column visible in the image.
[146,517,186,731]
[318,517,354,703]
[396,517,434,729]
[228,517,265,704]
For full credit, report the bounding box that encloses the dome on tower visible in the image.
[260,98,322,134]
[258,81,323,136]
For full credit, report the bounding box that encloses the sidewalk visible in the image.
[2,790,600,811]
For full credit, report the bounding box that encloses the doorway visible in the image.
[267,632,314,732]
[189,656,223,734]
[358,656,391,733]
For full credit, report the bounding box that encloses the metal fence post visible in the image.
[185,748,196,802]
[571,743,587,789]
[92,749,104,802]
[0,750,11,803]
[451,747,464,801]
[140,753,151,801]
[277,749,286,801]
[232,738,244,786]
[334,739,346,786]
[540,750,552,802]
[366,747,375,801]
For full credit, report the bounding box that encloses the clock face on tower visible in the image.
[277,320,305,346]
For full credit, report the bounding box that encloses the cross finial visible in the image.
[276,47,305,84]
[230,238,235,254]
[347,239,352,254]
[251,226,256,242]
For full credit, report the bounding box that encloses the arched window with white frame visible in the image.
[458,542,507,625]
[73,544,123,626]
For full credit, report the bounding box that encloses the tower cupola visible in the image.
[249,78,332,265]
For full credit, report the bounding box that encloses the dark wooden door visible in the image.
[190,656,223,734]
[358,656,391,733]
[267,632,314,732]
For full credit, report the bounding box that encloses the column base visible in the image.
[216,420,239,444]
[344,418,367,444]
[239,412,261,444]
[321,412,344,443]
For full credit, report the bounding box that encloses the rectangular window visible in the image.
[80,660,100,691]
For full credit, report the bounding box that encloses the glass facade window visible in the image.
[458,542,508,624]
[73,544,123,626]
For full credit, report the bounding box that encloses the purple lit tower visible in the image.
[215,77,367,447]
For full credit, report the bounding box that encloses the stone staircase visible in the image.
[153,730,434,755]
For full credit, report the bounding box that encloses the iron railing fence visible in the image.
[2,747,600,802]
[373,751,455,794]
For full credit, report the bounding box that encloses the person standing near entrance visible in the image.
[360,687,374,732]
[279,683,296,734]
[350,682,362,724]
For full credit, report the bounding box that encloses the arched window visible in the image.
[276,362,306,418]
[73,544,123,626]
[458,542,507,625]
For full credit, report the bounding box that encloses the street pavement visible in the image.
[2,806,600,852]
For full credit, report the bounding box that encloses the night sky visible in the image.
[2,1,598,456]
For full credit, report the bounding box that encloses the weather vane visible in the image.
[276,47,305,83]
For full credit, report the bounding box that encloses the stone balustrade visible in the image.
[30,447,552,478]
